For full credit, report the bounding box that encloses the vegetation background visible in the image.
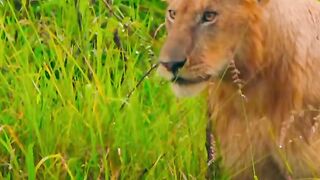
[0,0,211,179]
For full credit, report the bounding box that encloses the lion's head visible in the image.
[158,0,265,97]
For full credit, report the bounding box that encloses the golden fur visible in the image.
[158,0,320,179]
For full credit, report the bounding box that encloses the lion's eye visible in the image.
[168,9,176,22]
[202,11,218,24]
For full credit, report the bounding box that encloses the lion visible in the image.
[157,0,320,179]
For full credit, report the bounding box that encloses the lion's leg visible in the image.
[232,157,286,180]
[273,137,320,179]
[270,112,320,179]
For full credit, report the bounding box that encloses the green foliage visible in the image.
[0,0,209,179]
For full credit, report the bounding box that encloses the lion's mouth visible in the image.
[171,76,211,85]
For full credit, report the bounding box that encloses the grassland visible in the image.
[0,0,212,179]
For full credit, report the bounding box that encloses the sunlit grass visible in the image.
[0,0,210,179]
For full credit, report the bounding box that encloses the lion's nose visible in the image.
[160,59,186,74]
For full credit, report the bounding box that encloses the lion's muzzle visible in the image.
[160,59,186,75]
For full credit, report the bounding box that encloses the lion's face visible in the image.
[158,0,257,97]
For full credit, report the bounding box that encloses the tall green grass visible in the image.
[0,0,209,179]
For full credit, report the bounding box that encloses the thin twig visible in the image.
[206,110,220,179]
[113,29,128,84]
[102,0,162,110]
[120,63,159,110]
[113,30,122,50]
[139,153,166,178]
[102,0,124,21]
[153,23,165,39]
[229,59,247,101]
